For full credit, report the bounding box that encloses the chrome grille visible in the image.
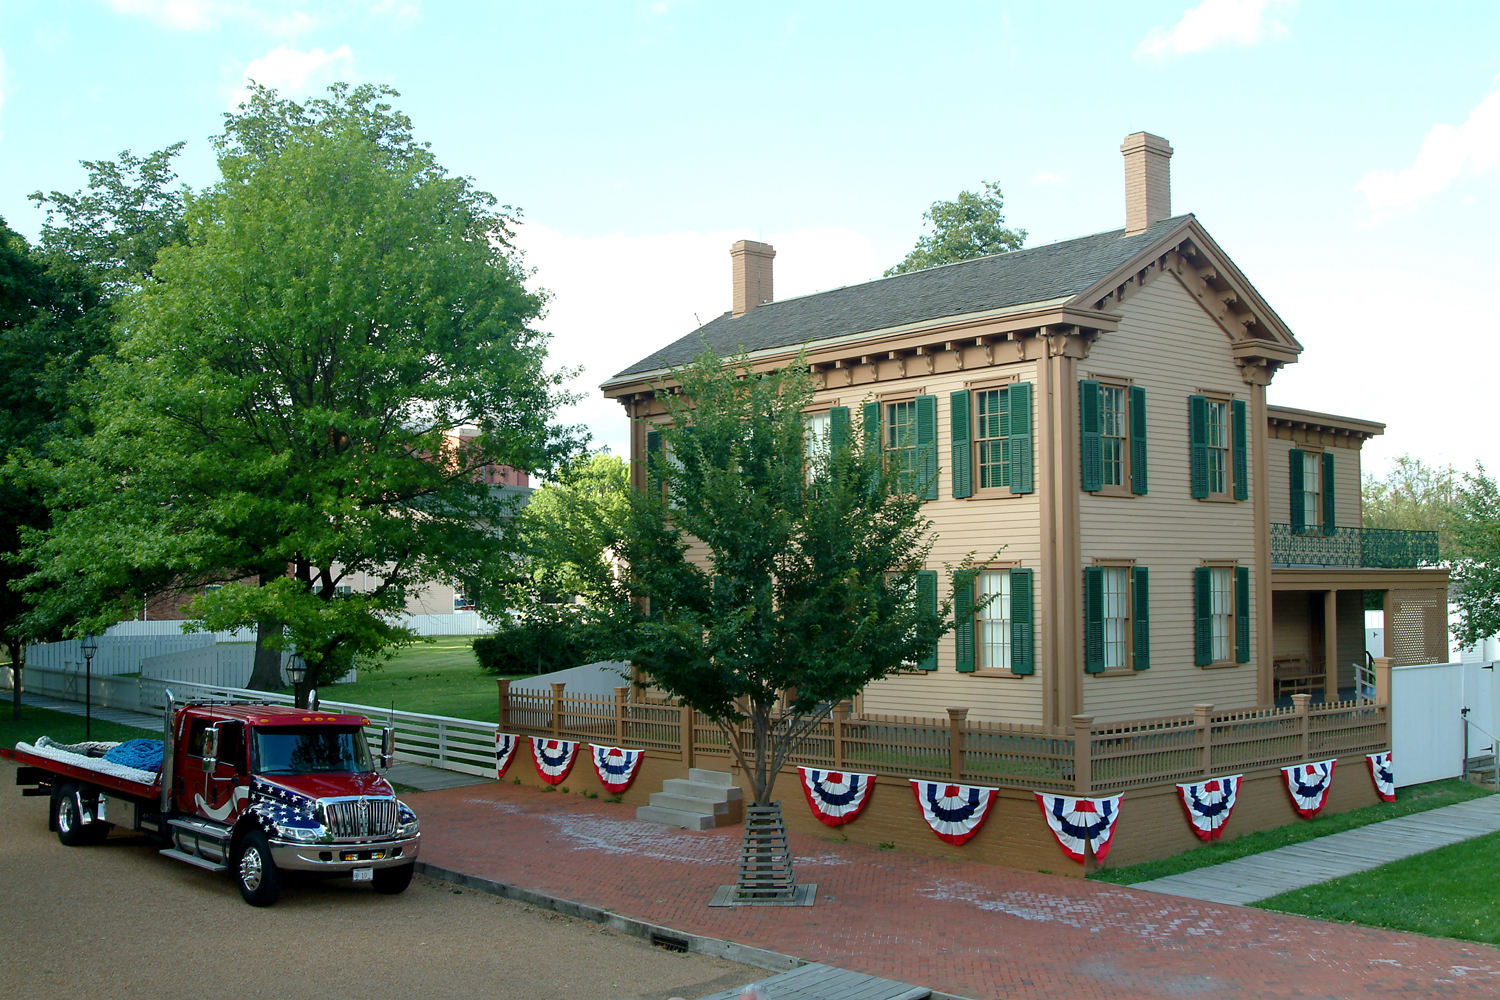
[322,796,398,840]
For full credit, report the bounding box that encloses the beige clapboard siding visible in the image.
[1272,591,1313,660]
[1077,275,1259,720]
[1266,437,1363,531]
[837,361,1047,723]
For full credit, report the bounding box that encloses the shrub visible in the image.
[472,610,607,676]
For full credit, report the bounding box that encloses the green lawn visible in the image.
[1253,831,1500,945]
[292,636,507,721]
[1092,778,1491,885]
[1,704,157,749]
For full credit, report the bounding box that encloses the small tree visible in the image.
[1450,465,1500,650]
[885,180,1026,276]
[1362,454,1463,557]
[600,349,982,809]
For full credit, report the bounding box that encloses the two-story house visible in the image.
[601,133,1447,731]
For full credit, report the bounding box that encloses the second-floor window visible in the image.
[1301,451,1321,531]
[975,388,1012,490]
[804,410,831,481]
[1288,447,1336,535]
[886,400,918,494]
[1189,395,1247,502]
[1205,400,1229,496]
[1080,379,1146,495]
[1101,386,1127,488]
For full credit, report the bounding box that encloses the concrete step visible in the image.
[662,778,743,802]
[635,805,716,831]
[689,768,736,787]
[649,792,733,816]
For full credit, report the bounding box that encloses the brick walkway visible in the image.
[411,781,1500,1000]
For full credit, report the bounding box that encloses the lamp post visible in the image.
[285,652,307,708]
[81,634,99,739]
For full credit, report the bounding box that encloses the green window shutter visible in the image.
[1194,566,1212,667]
[1130,385,1148,495]
[1232,399,1249,501]
[1288,448,1305,533]
[1083,566,1104,673]
[1010,568,1034,674]
[1009,382,1034,494]
[950,390,972,499]
[1132,566,1150,670]
[917,569,938,671]
[829,406,850,455]
[1322,451,1336,535]
[916,394,938,501]
[646,429,662,496]
[954,572,974,673]
[1235,565,1251,663]
[862,401,882,495]
[1189,395,1209,499]
[1079,380,1102,492]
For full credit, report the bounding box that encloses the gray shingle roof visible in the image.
[610,215,1192,381]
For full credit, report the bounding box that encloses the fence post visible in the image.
[497,679,511,731]
[680,703,695,768]
[1072,715,1094,796]
[832,700,849,771]
[615,686,628,744]
[551,682,566,738]
[1373,656,1392,706]
[1195,703,1214,776]
[1292,693,1312,761]
[947,708,968,781]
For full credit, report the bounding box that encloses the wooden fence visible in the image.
[498,682,1389,795]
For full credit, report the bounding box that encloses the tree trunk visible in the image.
[246,573,284,691]
[7,641,21,722]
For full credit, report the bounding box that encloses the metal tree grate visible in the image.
[735,803,796,901]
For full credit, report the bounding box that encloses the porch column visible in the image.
[1323,589,1339,703]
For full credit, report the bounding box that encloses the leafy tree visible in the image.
[1450,466,1500,649]
[585,349,984,810]
[885,180,1026,276]
[22,83,578,706]
[515,452,630,604]
[1362,454,1463,557]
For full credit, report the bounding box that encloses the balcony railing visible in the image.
[1270,523,1440,569]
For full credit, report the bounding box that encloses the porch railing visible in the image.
[1270,523,1439,569]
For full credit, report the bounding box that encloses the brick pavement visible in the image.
[411,781,1500,1000]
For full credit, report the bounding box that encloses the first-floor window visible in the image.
[1101,567,1130,670]
[1210,567,1234,662]
[977,570,1012,672]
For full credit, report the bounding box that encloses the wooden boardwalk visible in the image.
[1132,794,1500,905]
[695,962,928,1000]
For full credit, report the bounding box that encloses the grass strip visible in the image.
[1091,777,1491,885]
[1252,830,1500,945]
[0,704,158,749]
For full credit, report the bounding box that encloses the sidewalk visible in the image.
[1132,794,1500,905]
[411,779,1500,1000]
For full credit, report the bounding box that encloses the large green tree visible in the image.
[588,349,984,810]
[23,84,578,705]
[885,180,1026,276]
[1450,466,1500,649]
[515,452,630,604]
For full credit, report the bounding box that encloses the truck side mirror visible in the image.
[380,727,395,770]
[202,725,220,773]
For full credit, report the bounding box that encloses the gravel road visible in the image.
[0,760,755,1000]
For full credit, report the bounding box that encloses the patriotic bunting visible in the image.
[1366,751,1395,802]
[1176,775,1242,841]
[495,733,520,779]
[530,737,580,785]
[798,767,877,826]
[1036,793,1124,863]
[1282,758,1337,818]
[910,780,999,845]
[590,744,645,793]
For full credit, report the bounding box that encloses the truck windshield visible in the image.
[251,726,373,775]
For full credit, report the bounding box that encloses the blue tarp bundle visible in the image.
[102,739,164,772]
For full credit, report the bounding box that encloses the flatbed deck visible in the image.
[2,742,161,800]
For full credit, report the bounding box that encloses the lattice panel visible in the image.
[1390,589,1447,666]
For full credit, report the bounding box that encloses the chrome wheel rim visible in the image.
[239,846,263,891]
[57,796,75,834]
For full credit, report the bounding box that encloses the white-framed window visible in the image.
[1100,386,1127,489]
[1101,567,1130,670]
[1205,399,1229,496]
[804,411,831,482]
[1302,451,1322,530]
[977,569,1012,672]
[885,400,919,494]
[974,387,1012,491]
[1210,567,1234,662]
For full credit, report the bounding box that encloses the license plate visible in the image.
[352,867,374,882]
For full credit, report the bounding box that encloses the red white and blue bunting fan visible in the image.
[1176,775,1243,841]
[1366,751,1395,803]
[910,780,999,845]
[1035,793,1125,863]
[798,767,877,826]
[1282,758,1337,818]
[589,744,645,794]
[530,737,580,785]
[495,733,520,779]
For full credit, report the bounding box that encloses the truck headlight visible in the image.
[279,824,327,843]
[398,801,420,837]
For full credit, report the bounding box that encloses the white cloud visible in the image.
[229,44,354,108]
[1136,0,1295,60]
[103,0,225,31]
[102,1,415,34]
[514,225,884,457]
[1356,89,1500,212]
[1032,169,1063,185]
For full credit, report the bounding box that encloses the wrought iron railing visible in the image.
[1270,523,1439,568]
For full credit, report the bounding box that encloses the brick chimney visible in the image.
[730,239,775,317]
[1120,132,1173,236]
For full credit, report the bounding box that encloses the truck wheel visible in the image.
[372,862,415,895]
[53,783,109,847]
[234,831,283,907]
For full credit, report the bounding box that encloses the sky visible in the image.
[1,0,1497,478]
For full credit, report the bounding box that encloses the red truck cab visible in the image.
[6,693,420,907]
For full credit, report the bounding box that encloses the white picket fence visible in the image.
[26,634,217,676]
[403,613,496,636]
